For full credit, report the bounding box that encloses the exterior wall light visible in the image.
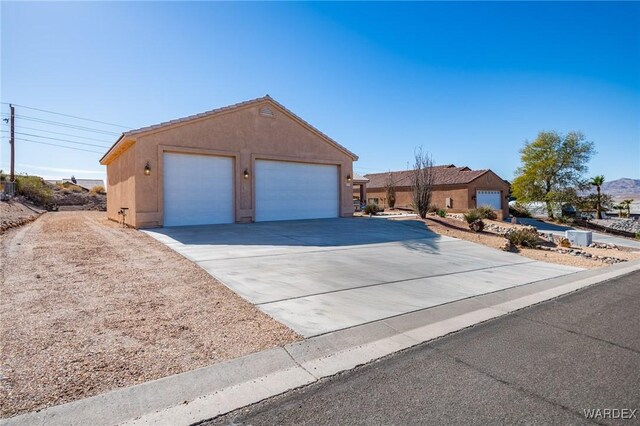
[346,174,352,183]
[243,169,250,179]
[144,162,151,176]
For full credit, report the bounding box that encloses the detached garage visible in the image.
[99,96,358,228]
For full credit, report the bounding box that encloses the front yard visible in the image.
[416,214,640,269]
[0,211,299,418]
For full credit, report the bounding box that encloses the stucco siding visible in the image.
[467,171,510,219]
[359,170,510,219]
[106,144,136,226]
[104,100,355,227]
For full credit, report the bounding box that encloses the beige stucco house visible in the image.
[357,165,510,219]
[100,96,358,228]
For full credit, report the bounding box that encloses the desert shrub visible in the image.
[475,206,498,220]
[509,202,531,218]
[364,203,381,215]
[636,232,640,240]
[506,228,540,248]
[428,205,438,213]
[436,208,446,218]
[559,238,571,248]
[468,219,485,232]
[90,185,105,195]
[15,175,53,206]
[463,210,481,224]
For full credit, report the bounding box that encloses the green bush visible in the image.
[635,232,640,240]
[463,210,481,224]
[16,175,53,206]
[476,206,498,220]
[364,203,381,215]
[505,228,540,248]
[436,208,446,218]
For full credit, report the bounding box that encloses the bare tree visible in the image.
[411,146,435,218]
[385,172,396,209]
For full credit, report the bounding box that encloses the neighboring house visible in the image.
[99,96,358,228]
[359,165,510,219]
[352,173,369,209]
[46,178,105,191]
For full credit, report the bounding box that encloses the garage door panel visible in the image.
[163,153,234,226]
[476,190,502,210]
[256,160,338,222]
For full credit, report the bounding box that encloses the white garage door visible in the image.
[476,190,502,210]
[163,152,234,226]
[255,160,339,222]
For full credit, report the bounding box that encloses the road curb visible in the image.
[3,260,639,426]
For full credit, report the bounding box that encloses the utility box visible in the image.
[565,230,592,247]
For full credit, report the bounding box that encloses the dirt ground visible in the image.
[0,211,299,418]
[0,201,44,232]
[418,215,640,269]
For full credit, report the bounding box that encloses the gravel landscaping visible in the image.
[0,211,299,418]
[417,215,640,269]
[0,201,44,232]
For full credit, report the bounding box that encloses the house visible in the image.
[99,96,358,228]
[359,165,510,219]
[352,173,369,209]
[46,178,105,191]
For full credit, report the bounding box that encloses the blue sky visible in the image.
[1,1,638,182]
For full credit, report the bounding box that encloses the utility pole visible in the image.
[10,104,15,182]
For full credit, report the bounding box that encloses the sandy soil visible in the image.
[417,215,640,269]
[0,211,299,418]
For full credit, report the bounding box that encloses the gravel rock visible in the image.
[591,218,640,234]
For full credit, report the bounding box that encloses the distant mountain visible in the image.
[601,178,640,198]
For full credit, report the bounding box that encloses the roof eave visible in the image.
[99,134,135,165]
[99,96,358,164]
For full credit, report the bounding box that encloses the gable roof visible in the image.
[364,165,490,189]
[100,95,358,164]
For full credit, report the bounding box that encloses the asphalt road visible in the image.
[204,270,640,425]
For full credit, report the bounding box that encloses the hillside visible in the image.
[602,178,640,198]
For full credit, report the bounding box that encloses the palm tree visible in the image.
[612,204,624,218]
[621,199,634,218]
[589,175,605,219]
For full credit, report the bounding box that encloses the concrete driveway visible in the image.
[144,218,582,337]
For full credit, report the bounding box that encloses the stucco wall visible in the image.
[363,186,469,213]
[105,101,355,227]
[467,171,510,219]
[105,144,136,226]
[360,171,510,219]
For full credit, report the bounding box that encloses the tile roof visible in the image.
[364,165,489,189]
[352,173,369,183]
[100,95,357,163]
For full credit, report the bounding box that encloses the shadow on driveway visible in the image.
[144,217,444,253]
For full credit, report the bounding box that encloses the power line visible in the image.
[11,125,114,144]
[1,113,121,136]
[12,137,104,154]
[1,102,131,129]
[13,131,110,148]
